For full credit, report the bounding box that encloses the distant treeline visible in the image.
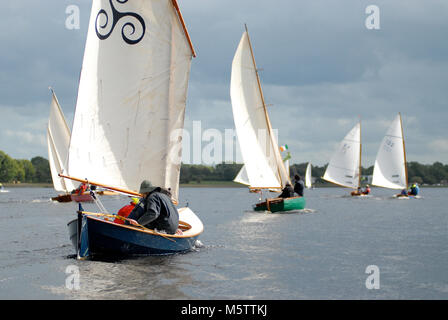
[182,162,448,185]
[290,162,448,186]
[1,150,447,185]
[0,151,51,183]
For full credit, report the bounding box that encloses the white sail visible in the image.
[285,159,290,178]
[305,162,312,189]
[68,0,195,201]
[372,113,407,189]
[323,122,361,189]
[47,89,76,193]
[230,29,290,189]
[234,165,250,186]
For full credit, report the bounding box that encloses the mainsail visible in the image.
[372,113,408,189]
[47,89,76,193]
[68,0,195,201]
[305,162,312,189]
[230,27,290,190]
[322,122,362,189]
[234,165,250,186]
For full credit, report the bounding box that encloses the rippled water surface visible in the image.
[0,186,447,299]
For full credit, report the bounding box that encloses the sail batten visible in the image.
[322,122,361,189]
[372,113,407,190]
[68,0,194,201]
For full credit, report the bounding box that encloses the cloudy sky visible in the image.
[1,0,447,167]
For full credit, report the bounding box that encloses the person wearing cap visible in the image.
[114,197,140,225]
[279,182,295,198]
[125,180,179,235]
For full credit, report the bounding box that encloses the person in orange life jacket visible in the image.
[72,182,88,195]
[362,185,371,195]
[114,197,140,225]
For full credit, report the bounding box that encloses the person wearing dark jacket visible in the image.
[279,183,295,198]
[294,174,304,197]
[126,180,179,235]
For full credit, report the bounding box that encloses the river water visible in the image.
[0,186,446,299]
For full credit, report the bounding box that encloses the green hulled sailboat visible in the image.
[230,25,305,212]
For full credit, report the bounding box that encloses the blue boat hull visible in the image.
[67,211,201,258]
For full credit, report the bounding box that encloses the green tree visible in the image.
[31,156,51,183]
[0,151,18,182]
[17,159,36,182]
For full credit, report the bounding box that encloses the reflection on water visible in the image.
[0,187,447,299]
[51,255,196,300]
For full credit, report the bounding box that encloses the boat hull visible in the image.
[71,193,94,202]
[254,196,306,213]
[350,191,370,197]
[67,208,203,258]
[52,194,73,202]
[52,192,94,203]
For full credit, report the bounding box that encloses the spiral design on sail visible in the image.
[95,0,146,45]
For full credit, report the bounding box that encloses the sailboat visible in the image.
[230,25,305,212]
[47,89,91,202]
[64,0,203,258]
[0,183,9,193]
[372,113,414,198]
[305,162,313,189]
[322,121,367,196]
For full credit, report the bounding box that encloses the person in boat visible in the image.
[408,183,420,196]
[352,187,362,196]
[293,174,304,197]
[279,183,295,198]
[126,180,179,235]
[399,188,408,196]
[72,182,88,195]
[362,185,371,195]
[114,197,140,225]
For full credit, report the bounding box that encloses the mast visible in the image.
[171,0,196,57]
[358,118,362,189]
[244,24,290,186]
[399,112,408,189]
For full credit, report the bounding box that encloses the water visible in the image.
[0,186,447,299]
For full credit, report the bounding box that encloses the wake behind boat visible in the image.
[62,0,203,259]
[230,25,305,213]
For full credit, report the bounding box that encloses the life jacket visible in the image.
[114,203,136,224]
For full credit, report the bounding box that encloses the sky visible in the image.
[0,0,447,167]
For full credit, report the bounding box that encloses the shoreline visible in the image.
[3,183,53,188]
[2,182,447,189]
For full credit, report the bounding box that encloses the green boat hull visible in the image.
[253,196,306,213]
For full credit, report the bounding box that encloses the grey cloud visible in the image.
[0,0,446,167]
